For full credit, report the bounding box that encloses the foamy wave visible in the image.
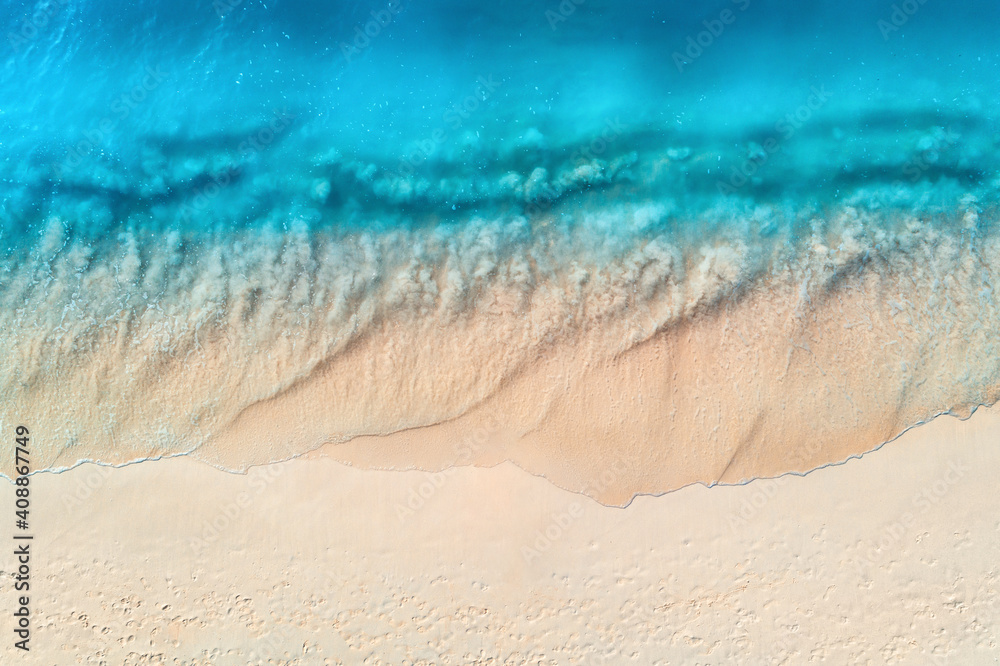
[2,107,999,499]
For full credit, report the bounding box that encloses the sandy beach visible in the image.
[3,405,997,664]
[2,2,1000,662]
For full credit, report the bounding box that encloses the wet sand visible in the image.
[3,405,998,664]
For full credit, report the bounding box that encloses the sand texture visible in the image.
[2,407,998,664]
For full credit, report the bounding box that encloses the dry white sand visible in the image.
[2,407,999,664]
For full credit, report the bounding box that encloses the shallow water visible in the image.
[2,0,999,495]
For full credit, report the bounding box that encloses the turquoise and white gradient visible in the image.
[2,0,999,497]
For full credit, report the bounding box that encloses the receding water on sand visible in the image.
[2,0,999,502]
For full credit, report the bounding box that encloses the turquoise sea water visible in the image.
[2,0,997,233]
[1,0,999,478]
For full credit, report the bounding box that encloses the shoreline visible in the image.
[3,402,998,663]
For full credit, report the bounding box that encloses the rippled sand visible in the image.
[5,168,999,501]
